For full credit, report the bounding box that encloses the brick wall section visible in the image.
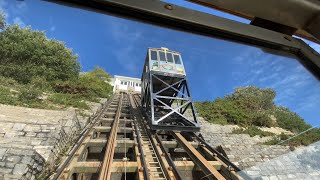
[0,100,106,179]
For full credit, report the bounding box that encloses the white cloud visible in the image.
[106,18,143,75]
[230,47,320,124]
[13,16,24,27]
[0,0,28,27]
[16,1,26,10]
[12,1,27,14]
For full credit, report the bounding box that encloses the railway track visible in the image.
[52,92,246,180]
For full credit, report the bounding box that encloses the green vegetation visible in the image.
[48,93,89,109]
[195,86,276,127]
[195,86,320,146]
[0,12,5,29]
[274,107,311,133]
[0,14,112,110]
[232,126,274,137]
[0,25,79,84]
[264,129,320,146]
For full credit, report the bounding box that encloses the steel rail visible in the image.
[171,132,226,180]
[132,94,173,180]
[99,93,123,180]
[154,134,183,180]
[52,94,115,179]
[127,94,145,180]
[193,133,251,180]
[190,133,249,180]
[136,93,242,180]
[133,94,183,180]
[129,94,151,180]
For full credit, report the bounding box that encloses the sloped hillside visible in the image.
[195,86,320,147]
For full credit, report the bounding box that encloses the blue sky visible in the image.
[0,0,319,126]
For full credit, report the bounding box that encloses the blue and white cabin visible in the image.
[141,47,200,132]
[147,47,186,76]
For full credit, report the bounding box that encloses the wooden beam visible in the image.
[175,161,222,171]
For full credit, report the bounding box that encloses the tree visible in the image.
[0,12,5,29]
[0,25,80,83]
[232,86,276,111]
[79,67,112,98]
[196,86,276,127]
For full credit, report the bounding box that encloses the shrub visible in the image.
[79,67,112,98]
[275,107,311,133]
[263,137,280,145]
[263,129,320,147]
[232,126,275,137]
[48,93,89,109]
[0,76,19,87]
[196,86,308,132]
[18,85,42,103]
[251,112,273,127]
[53,80,88,94]
[30,76,51,92]
[0,86,18,105]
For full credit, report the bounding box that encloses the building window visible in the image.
[136,83,138,86]
[124,81,127,85]
[121,81,123,85]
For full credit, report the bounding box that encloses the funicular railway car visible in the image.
[141,47,200,131]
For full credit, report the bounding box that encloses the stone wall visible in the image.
[0,99,106,179]
[241,141,320,179]
[199,117,320,179]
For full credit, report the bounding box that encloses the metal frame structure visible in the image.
[47,0,320,78]
[141,48,200,131]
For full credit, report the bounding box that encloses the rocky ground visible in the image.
[199,117,320,179]
[0,99,106,179]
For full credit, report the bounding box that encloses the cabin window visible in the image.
[174,54,181,64]
[166,52,174,63]
[150,50,158,60]
[159,51,166,62]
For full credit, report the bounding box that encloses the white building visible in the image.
[109,75,142,93]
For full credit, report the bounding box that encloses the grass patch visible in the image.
[207,118,228,125]
[0,86,49,109]
[232,126,275,137]
[0,86,19,105]
[264,129,320,147]
[48,93,89,109]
